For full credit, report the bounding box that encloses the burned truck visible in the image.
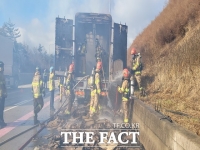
[55,12,127,103]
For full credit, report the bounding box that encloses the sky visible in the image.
[0,0,168,54]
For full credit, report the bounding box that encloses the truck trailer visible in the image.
[55,12,128,103]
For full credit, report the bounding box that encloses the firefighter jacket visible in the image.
[131,54,142,75]
[78,43,87,55]
[118,79,130,101]
[49,72,55,91]
[94,71,101,94]
[64,73,74,93]
[32,72,44,98]
[0,72,7,98]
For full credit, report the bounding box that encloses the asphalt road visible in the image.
[0,84,62,150]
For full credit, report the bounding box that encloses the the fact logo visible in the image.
[60,123,140,147]
[61,131,139,144]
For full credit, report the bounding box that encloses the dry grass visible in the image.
[128,0,200,136]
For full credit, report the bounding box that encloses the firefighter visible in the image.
[59,76,64,102]
[64,63,75,115]
[43,69,48,89]
[78,40,87,75]
[89,61,102,117]
[0,61,7,128]
[95,39,102,62]
[58,67,64,101]
[49,66,55,111]
[130,48,144,96]
[118,68,130,123]
[32,67,45,124]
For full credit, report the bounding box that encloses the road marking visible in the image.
[0,96,59,138]
[14,99,32,105]
[4,91,53,112]
[4,99,33,112]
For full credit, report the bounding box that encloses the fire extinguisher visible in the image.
[91,67,95,86]
[130,76,134,99]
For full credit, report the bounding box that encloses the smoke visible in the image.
[1,0,168,53]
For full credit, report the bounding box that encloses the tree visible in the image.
[0,27,4,35]
[0,19,21,41]
[38,44,43,53]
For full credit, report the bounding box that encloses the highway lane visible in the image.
[0,84,63,150]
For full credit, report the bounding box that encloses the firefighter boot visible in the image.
[34,114,40,125]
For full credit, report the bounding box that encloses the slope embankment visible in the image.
[132,98,200,150]
[128,0,200,136]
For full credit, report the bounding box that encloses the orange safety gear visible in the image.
[131,48,136,55]
[69,63,74,73]
[123,68,129,78]
[96,61,102,70]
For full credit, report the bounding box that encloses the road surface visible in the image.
[0,84,61,150]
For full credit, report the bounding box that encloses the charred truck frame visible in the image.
[55,13,127,103]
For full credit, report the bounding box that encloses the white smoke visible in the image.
[9,0,168,53]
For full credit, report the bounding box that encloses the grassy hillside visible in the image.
[128,0,200,135]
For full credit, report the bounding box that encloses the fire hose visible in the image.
[0,76,90,149]
[18,75,90,149]
[100,56,113,109]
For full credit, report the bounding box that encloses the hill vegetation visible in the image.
[128,0,200,135]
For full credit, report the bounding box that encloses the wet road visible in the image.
[0,84,61,150]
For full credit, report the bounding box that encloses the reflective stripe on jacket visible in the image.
[64,73,74,94]
[32,75,43,98]
[132,55,141,74]
[118,79,130,101]
[95,72,101,94]
[91,89,101,97]
[49,73,55,91]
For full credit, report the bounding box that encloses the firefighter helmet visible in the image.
[123,68,129,78]
[36,67,41,74]
[131,48,136,55]
[50,66,54,73]
[96,61,102,70]
[68,64,74,73]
